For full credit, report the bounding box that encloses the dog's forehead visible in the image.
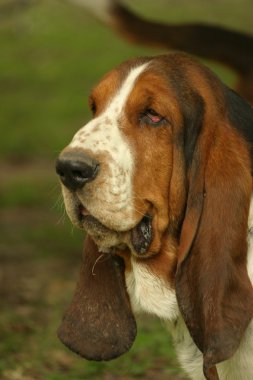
[90,58,153,106]
[90,68,120,103]
[90,54,198,106]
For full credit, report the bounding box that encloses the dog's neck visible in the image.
[125,197,253,380]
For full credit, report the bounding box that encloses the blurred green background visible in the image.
[0,1,252,379]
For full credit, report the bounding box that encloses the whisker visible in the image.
[70,224,76,236]
[92,253,105,276]
[57,207,67,226]
[132,207,147,218]
[51,193,68,225]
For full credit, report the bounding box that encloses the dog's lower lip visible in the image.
[78,204,91,221]
[80,206,90,217]
[131,214,153,255]
[77,204,116,236]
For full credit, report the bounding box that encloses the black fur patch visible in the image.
[167,64,205,170]
[225,87,253,168]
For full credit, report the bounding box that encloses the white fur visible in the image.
[126,198,253,379]
[170,317,253,380]
[126,258,179,320]
[63,63,148,231]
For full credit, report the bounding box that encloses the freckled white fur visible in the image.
[64,63,148,231]
[126,198,253,379]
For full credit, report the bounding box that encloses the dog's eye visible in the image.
[141,108,166,126]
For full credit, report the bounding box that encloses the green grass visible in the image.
[1,0,251,159]
[0,305,179,380]
[0,0,156,159]
[1,0,253,379]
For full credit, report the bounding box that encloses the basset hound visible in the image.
[56,53,253,380]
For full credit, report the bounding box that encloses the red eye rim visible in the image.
[146,110,163,124]
[140,108,167,126]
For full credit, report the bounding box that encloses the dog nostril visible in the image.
[71,166,99,183]
[73,169,88,179]
[55,154,100,191]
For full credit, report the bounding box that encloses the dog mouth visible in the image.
[77,203,153,255]
[78,204,111,234]
[130,214,153,255]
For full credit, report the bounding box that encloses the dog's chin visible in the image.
[80,211,126,252]
[76,204,153,255]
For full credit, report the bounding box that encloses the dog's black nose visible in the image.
[56,151,100,191]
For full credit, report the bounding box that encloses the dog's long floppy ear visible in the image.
[175,88,253,380]
[58,235,136,360]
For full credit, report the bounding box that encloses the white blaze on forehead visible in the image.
[70,62,149,157]
[106,62,149,115]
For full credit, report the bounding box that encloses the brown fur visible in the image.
[58,53,253,380]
